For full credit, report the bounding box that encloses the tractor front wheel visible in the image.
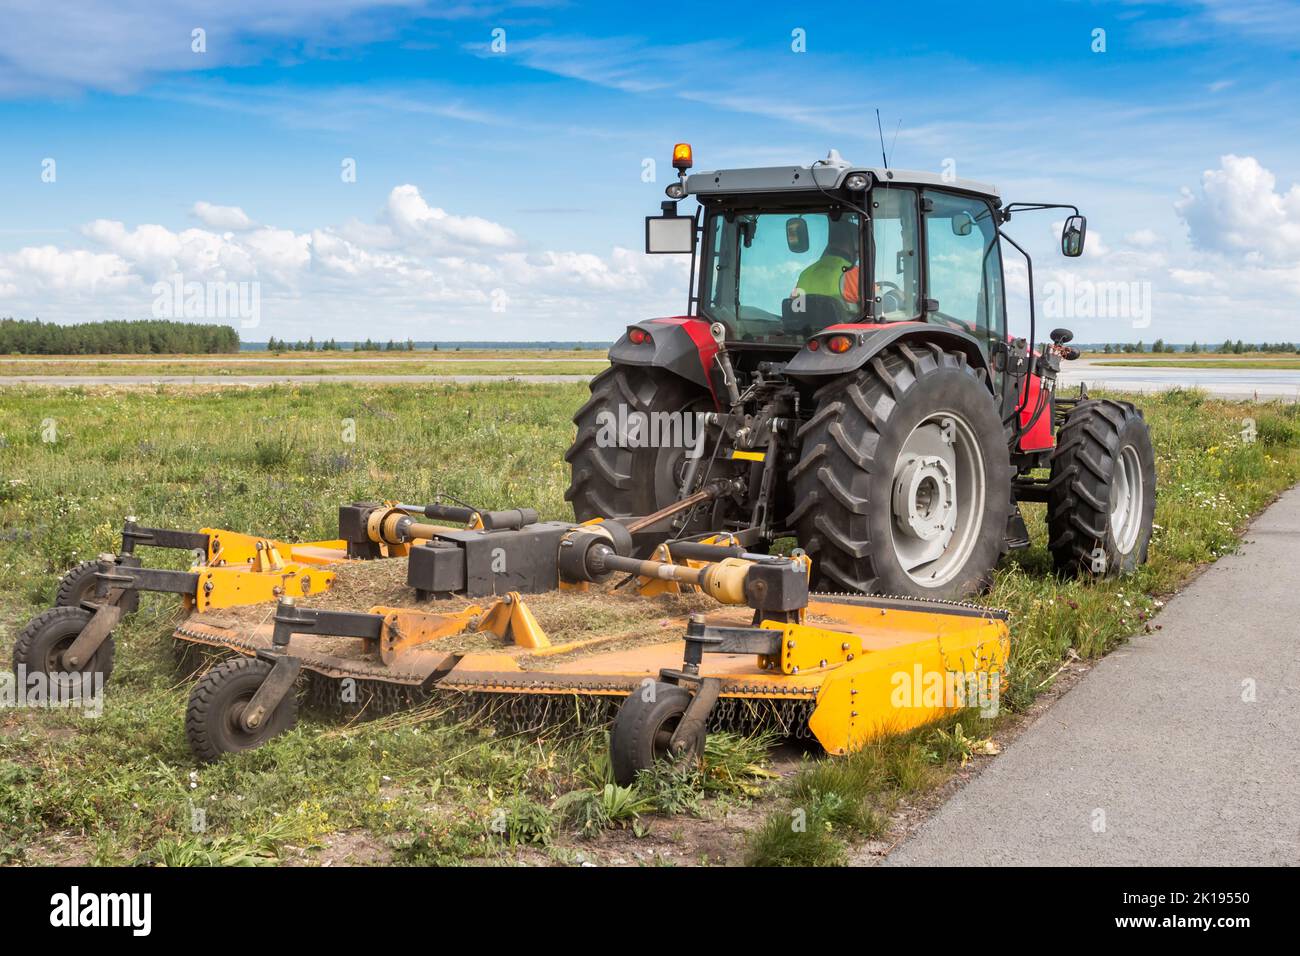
[791,343,1012,599]
[1047,399,1156,576]
[609,681,704,786]
[186,657,298,762]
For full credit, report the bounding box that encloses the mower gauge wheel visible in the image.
[609,682,704,786]
[12,605,116,694]
[186,657,299,762]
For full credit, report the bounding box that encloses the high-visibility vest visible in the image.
[794,255,852,299]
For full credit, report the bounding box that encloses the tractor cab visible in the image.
[648,148,1013,367]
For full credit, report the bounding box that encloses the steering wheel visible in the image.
[874,280,904,315]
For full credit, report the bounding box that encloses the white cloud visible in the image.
[192,202,255,231]
[0,184,687,338]
[1175,154,1300,262]
[383,184,519,250]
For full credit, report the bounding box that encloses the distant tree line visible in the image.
[0,318,239,354]
[1098,340,1300,355]
[266,337,417,352]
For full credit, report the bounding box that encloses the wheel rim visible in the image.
[1109,444,1144,554]
[36,628,99,694]
[650,710,689,760]
[889,411,987,588]
[224,691,264,746]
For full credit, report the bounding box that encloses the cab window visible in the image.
[922,190,1005,342]
[870,187,919,320]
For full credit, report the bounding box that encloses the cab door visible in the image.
[921,189,1007,363]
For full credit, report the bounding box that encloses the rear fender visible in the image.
[782,322,995,394]
[608,316,720,405]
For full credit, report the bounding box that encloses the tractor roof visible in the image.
[683,150,1000,202]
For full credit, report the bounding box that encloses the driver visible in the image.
[793,217,860,303]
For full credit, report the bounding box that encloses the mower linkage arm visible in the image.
[119,519,210,556]
[656,615,782,754]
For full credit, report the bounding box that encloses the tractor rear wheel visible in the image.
[565,364,711,522]
[1047,399,1156,576]
[790,343,1012,599]
[609,682,704,786]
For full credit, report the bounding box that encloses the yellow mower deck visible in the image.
[173,588,1008,755]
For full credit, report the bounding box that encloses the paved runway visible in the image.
[888,484,1300,865]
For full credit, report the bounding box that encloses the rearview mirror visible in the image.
[1061,215,1087,257]
[645,215,695,254]
[786,217,809,253]
[951,211,975,237]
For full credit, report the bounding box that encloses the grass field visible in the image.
[0,360,609,378]
[1082,351,1300,370]
[2,382,1298,865]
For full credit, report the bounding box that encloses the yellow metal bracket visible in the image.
[761,621,862,675]
[372,605,482,665]
[192,562,335,612]
[476,592,551,649]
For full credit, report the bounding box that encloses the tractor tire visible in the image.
[54,559,140,614]
[790,343,1012,599]
[565,364,711,522]
[1047,399,1156,577]
[609,681,703,786]
[12,605,116,694]
[185,657,298,762]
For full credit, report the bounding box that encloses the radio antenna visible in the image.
[876,108,889,169]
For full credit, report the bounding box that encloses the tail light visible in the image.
[628,328,651,345]
[806,338,820,351]
[826,335,854,354]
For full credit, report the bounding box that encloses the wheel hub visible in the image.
[893,455,956,544]
[888,412,987,587]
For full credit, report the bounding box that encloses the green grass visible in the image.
[0,354,610,378]
[2,381,1298,865]
[1094,358,1300,369]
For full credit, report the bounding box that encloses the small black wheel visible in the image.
[1048,399,1157,576]
[54,559,139,614]
[12,605,116,694]
[609,681,704,786]
[185,657,298,762]
[55,560,101,608]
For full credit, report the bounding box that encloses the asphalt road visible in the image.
[1060,357,1300,401]
[887,484,1300,866]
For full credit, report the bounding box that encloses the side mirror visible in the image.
[951,211,975,237]
[645,214,695,254]
[1061,215,1087,257]
[786,218,810,253]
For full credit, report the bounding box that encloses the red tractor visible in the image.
[566,145,1156,599]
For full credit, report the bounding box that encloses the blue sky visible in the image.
[1,0,1298,343]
